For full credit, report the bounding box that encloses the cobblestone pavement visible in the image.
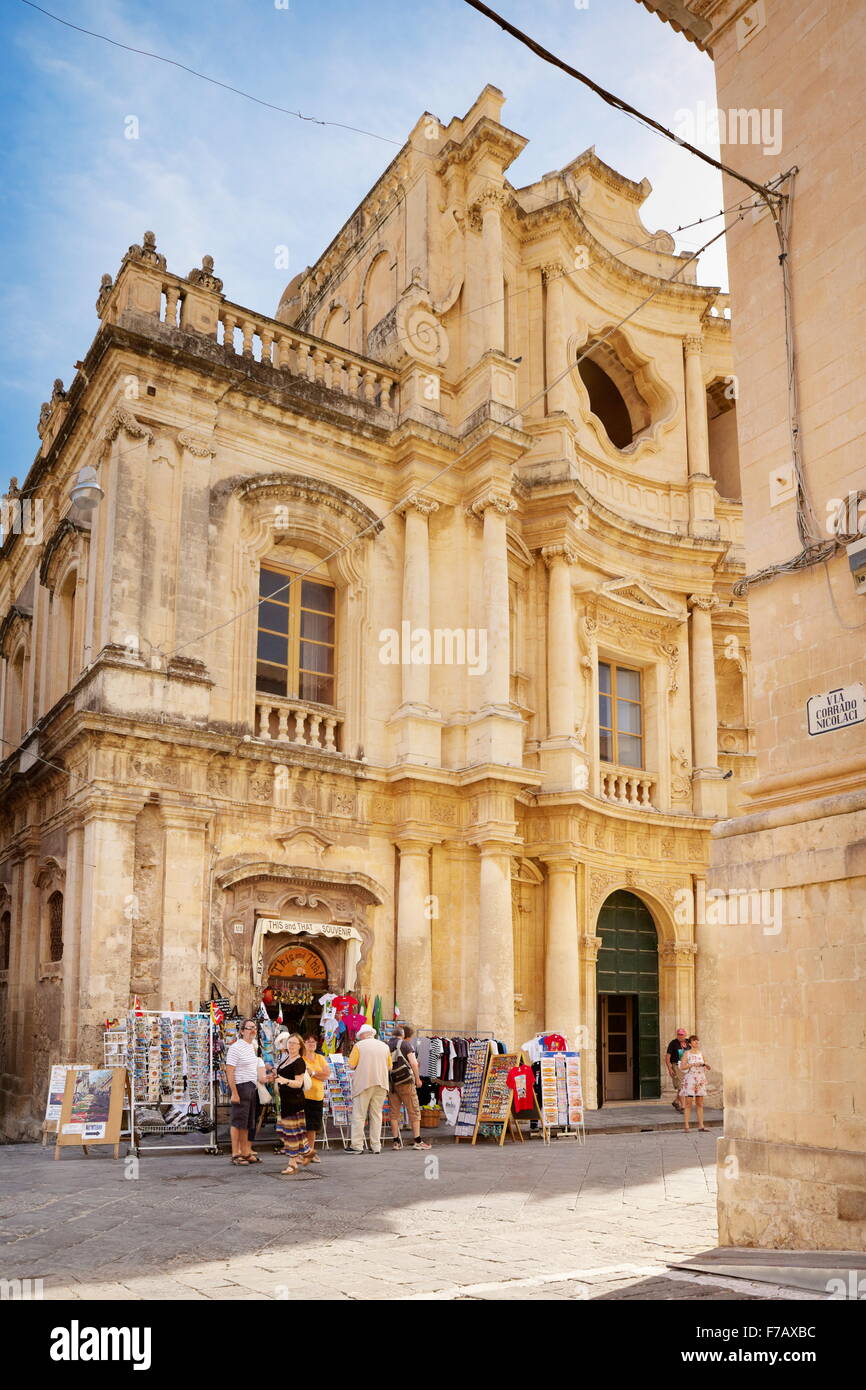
[0,1132,824,1301]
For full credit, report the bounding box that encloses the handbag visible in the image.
[257,1082,272,1105]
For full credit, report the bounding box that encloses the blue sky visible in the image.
[1,0,726,493]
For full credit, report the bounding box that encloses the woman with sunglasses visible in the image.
[275,1033,314,1175]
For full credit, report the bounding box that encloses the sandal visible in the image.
[392,1140,401,1150]
[231,1156,251,1166]
[309,1153,321,1163]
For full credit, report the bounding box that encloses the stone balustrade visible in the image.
[600,766,657,809]
[116,257,398,415]
[255,697,343,752]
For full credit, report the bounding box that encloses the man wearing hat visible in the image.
[665,1029,688,1111]
[346,1024,391,1154]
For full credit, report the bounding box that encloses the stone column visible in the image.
[688,594,726,815]
[544,858,581,1047]
[683,335,718,538]
[476,841,515,1045]
[397,495,438,711]
[396,840,433,1026]
[478,190,506,353]
[684,335,710,477]
[159,806,211,1011]
[543,263,568,413]
[59,822,85,1060]
[579,932,603,1109]
[544,547,577,738]
[469,490,515,712]
[77,800,141,1060]
[6,840,40,1122]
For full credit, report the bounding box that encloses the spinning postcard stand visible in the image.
[539,1050,585,1144]
[128,1009,217,1156]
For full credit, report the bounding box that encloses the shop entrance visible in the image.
[265,943,327,1038]
[596,890,660,1101]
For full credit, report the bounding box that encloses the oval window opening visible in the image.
[577,357,634,449]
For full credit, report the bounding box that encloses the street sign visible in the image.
[806,682,865,736]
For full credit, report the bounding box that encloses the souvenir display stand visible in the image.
[102,1025,133,1142]
[539,1050,585,1143]
[128,1009,217,1156]
[454,1040,493,1140]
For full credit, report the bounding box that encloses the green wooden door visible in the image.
[596,891,660,1099]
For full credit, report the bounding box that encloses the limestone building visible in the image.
[0,88,749,1138]
[636,0,866,1248]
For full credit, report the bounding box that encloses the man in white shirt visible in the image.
[225,1020,269,1166]
[347,1024,391,1154]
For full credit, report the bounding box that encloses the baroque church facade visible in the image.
[0,87,751,1136]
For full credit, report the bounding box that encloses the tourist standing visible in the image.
[679,1035,711,1132]
[347,1024,391,1154]
[302,1033,330,1163]
[276,1033,313,1174]
[388,1026,430,1151]
[225,1019,269,1167]
[665,1028,687,1111]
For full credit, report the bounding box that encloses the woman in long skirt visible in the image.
[275,1033,312,1174]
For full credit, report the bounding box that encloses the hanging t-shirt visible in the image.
[318,993,337,1022]
[506,1064,536,1113]
[521,1037,543,1065]
[331,994,358,1020]
[440,1085,461,1127]
[542,1033,567,1052]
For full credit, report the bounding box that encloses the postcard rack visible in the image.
[128,1009,218,1156]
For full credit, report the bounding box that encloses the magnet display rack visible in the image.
[128,1010,217,1156]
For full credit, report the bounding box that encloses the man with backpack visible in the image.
[388,1025,431,1151]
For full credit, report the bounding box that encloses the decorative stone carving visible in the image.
[249,775,272,802]
[670,748,693,803]
[129,756,180,786]
[590,871,618,909]
[177,431,216,458]
[688,594,720,613]
[541,542,578,567]
[187,255,224,293]
[466,489,518,521]
[103,405,154,447]
[96,273,113,314]
[124,230,166,270]
[396,493,439,518]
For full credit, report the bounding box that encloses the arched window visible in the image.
[706,378,741,500]
[48,891,63,962]
[53,569,78,700]
[4,645,26,749]
[322,305,349,349]
[363,252,394,341]
[0,912,10,972]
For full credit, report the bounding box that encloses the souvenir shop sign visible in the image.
[55,1067,127,1157]
[268,946,327,980]
[454,1040,491,1139]
[253,918,362,986]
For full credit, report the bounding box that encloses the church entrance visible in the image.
[596,891,660,1101]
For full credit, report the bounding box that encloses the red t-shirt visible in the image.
[331,994,358,1020]
[542,1033,567,1052]
[506,1064,536,1113]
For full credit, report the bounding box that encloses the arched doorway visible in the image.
[596,891,660,1102]
[265,942,328,1036]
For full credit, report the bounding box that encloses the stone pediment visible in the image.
[599,578,683,621]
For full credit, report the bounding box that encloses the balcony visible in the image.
[254,696,344,753]
[600,765,657,809]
